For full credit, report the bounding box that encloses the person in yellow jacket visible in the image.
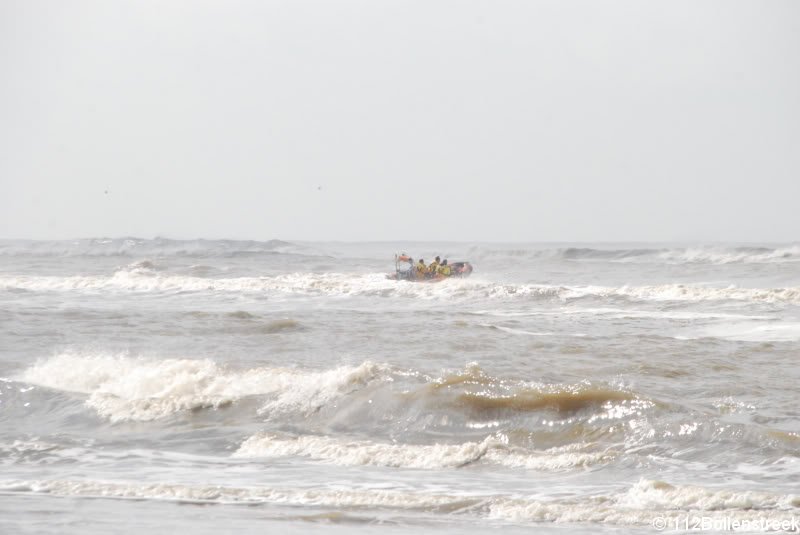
[437,259,451,277]
[415,258,427,279]
[427,256,440,278]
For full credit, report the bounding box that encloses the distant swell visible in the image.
[469,244,800,264]
[0,237,300,257]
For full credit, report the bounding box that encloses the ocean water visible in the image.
[1,238,799,534]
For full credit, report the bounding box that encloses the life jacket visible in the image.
[438,265,451,277]
[416,263,426,277]
[428,261,439,273]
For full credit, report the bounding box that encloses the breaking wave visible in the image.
[3,271,798,304]
[18,353,386,422]
[234,433,613,470]
[12,357,797,468]
[2,477,797,529]
[14,355,650,432]
[487,478,800,526]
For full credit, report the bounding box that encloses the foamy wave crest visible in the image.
[490,479,800,526]
[0,272,286,294]
[585,284,800,304]
[18,353,386,422]
[4,478,797,529]
[0,272,435,296]
[235,433,497,468]
[5,271,799,305]
[655,245,800,264]
[0,478,474,509]
[616,479,799,511]
[0,272,560,300]
[234,433,613,470]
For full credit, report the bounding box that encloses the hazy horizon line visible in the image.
[1,235,797,246]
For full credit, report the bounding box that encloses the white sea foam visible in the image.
[692,322,800,342]
[654,245,800,265]
[0,478,473,509]
[576,284,800,304]
[0,272,556,301]
[3,477,797,530]
[233,433,612,470]
[18,353,386,422]
[234,433,497,469]
[3,272,799,305]
[617,478,797,510]
[473,308,774,321]
[489,479,800,527]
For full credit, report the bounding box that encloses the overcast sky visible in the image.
[1,0,798,242]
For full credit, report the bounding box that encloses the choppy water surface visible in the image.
[1,239,799,534]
